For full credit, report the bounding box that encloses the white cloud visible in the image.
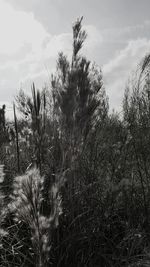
[43,33,72,58]
[84,25,103,47]
[82,25,103,60]
[0,0,72,107]
[103,38,150,111]
[0,0,49,55]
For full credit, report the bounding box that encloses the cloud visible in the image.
[0,0,50,55]
[103,38,150,111]
[0,0,71,105]
[84,25,103,47]
[43,33,72,58]
[81,25,103,61]
[101,20,150,46]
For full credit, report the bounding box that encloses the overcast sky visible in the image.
[1,0,150,117]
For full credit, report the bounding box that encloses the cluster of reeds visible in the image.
[0,167,64,267]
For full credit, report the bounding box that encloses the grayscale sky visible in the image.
[1,0,150,117]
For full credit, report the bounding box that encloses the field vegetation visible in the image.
[1,18,150,266]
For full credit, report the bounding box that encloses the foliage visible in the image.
[1,17,150,267]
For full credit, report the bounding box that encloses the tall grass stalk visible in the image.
[13,103,20,173]
[8,168,63,267]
